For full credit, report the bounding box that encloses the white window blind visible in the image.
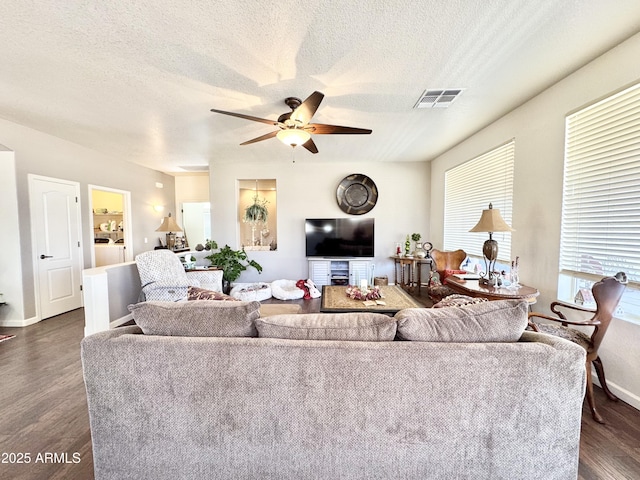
[443,140,515,260]
[560,82,640,283]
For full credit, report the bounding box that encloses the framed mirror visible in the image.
[238,179,277,251]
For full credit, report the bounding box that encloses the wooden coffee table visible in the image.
[444,275,540,304]
[320,285,424,314]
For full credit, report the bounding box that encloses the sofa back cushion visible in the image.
[128,300,261,337]
[395,300,528,342]
[255,312,397,341]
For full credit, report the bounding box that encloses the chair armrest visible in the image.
[551,300,596,319]
[142,279,190,289]
[186,270,223,292]
[528,311,600,328]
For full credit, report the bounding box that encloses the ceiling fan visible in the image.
[210,91,372,154]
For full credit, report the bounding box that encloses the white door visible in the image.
[30,175,83,319]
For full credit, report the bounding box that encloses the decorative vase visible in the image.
[413,242,427,259]
[404,235,411,256]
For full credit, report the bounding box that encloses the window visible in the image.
[559,82,640,322]
[444,140,515,262]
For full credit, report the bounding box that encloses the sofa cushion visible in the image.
[395,299,528,342]
[187,286,237,301]
[255,312,397,341]
[128,300,260,337]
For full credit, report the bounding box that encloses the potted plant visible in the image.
[204,240,263,293]
[244,195,269,246]
[411,233,427,258]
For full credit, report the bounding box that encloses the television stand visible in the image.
[308,258,373,287]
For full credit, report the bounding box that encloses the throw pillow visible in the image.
[433,294,488,308]
[128,300,261,337]
[255,312,397,341]
[395,299,528,342]
[187,286,238,301]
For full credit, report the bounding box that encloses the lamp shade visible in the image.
[469,203,514,233]
[276,128,311,146]
[156,214,183,233]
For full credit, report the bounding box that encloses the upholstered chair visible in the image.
[427,249,467,303]
[135,250,223,302]
[528,272,627,423]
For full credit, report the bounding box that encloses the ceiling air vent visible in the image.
[414,89,464,109]
[179,165,209,172]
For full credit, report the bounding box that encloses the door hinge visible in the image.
[80,285,83,291]
[75,196,78,203]
[78,241,81,247]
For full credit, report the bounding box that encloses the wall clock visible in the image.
[336,174,378,215]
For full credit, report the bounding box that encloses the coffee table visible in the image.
[320,285,424,314]
[444,275,540,304]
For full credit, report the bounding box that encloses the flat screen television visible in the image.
[305,218,374,258]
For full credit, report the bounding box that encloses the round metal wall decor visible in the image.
[336,174,378,215]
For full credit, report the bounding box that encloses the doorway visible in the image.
[88,185,133,267]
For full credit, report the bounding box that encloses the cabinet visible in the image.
[308,259,373,287]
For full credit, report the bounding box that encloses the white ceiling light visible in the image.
[277,129,311,147]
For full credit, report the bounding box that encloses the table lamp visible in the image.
[156,213,183,249]
[469,203,514,285]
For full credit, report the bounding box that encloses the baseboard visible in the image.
[593,375,640,411]
[110,313,133,329]
[0,315,40,328]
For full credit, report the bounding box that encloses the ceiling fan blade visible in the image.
[307,123,372,135]
[301,138,319,154]
[211,108,278,126]
[239,131,278,145]
[290,91,324,125]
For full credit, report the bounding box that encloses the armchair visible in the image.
[427,249,467,303]
[135,250,223,302]
[528,272,627,423]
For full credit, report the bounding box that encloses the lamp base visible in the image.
[166,233,176,249]
[479,238,499,286]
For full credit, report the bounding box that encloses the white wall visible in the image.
[0,150,25,324]
[0,119,176,324]
[211,160,431,285]
[430,32,640,409]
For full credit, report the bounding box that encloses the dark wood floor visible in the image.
[1,294,640,479]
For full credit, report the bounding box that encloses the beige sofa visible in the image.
[81,299,586,480]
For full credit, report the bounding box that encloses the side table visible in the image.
[391,256,433,293]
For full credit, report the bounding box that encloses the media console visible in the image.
[308,258,373,287]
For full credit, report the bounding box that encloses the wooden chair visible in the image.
[427,249,467,303]
[528,272,627,423]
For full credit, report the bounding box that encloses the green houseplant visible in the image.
[411,233,427,258]
[244,195,269,224]
[204,240,263,292]
[244,195,269,247]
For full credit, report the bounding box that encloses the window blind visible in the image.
[443,140,515,260]
[560,82,640,283]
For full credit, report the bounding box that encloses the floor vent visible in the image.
[414,89,464,108]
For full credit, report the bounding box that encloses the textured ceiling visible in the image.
[1,0,640,173]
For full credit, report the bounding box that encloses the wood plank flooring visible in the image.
[1,298,640,479]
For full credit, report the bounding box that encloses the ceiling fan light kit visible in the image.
[211,91,372,154]
[276,128,311,147]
